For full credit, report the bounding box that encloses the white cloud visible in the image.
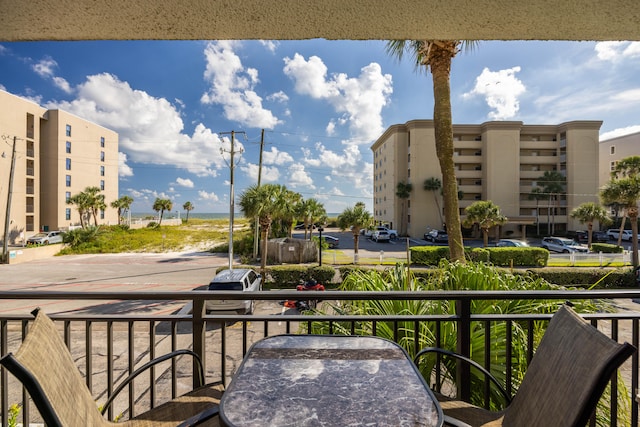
[52,76,73,94]
[266,91,289,103]
[283,54,393,144]
[198,190,219,202]
[118,152,133,177]
[240,163,281,182]
[200,41,281,129]
[326,120,336,136]
[32,58,57,77]
[612,88,640,102]
[47,73,233,177]
[259,40,279,53]
[463,67,526,120]
[595,41,640,61]
[288,163,314,188]
[176,177,194,188]
[262,146,293,165]
[600,125,640,141]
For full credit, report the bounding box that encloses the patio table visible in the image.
[219,334,443,427]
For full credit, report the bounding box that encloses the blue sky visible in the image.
[1,40,639,214]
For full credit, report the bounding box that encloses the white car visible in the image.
[26,231,63,245]
[606,229,636,241]
[205,268,262,314]
[372,230,390,242]
[496,239,529,247]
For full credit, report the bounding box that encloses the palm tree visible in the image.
[111,195,133,225]
[395,181,413,237]
[600,179,640,267]
[337,202,373,264]
[386,40,474,263]
[528,187,546,236]
[424,177,444,226]
[67,191,91,228]
[297,198,327,240]
[279,189,302,238]
[183,201,194,223]
[152,198,173,226]
[462,200,508,247]
[239,183,287,278]
[536,171,566,235]
[570,202,611,249]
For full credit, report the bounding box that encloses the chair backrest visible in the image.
[503,304,635,427]
[0,310,111,427]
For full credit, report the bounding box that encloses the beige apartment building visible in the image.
[371,120,602,239]
[0,90,119,245]
[599,131,640,189]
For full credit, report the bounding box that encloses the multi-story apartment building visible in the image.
[371,120,602,239]
[0,90,119,245]
[599,131,640,188]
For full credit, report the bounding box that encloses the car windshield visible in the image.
[209,282,243,291]
[558,238,575,245]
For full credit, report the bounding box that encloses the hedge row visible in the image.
[410,246,549,267]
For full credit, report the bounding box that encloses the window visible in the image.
[610,146,615,155]
[100,209,105,220]
[65,208,71,221]
[100,137,105,147]
[65,124,72,137]
[65,175,71,187]
[100,180,105,190]
[65,158,71,170]
[66,141,71,154]
[65,191,71,202]
[100,151,105,162]
[100,165,105,176]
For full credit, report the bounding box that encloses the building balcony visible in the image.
[1,288,638,425]
[519,155,558,164]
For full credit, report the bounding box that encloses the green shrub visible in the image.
[488,247,548,267]
[267,265,335,287]
[146,221,158,228]
[520,267,635,288]
[590,243,623,253]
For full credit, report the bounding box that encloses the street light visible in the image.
[318,226,324,266]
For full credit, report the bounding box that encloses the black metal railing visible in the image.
[1,289,639,425]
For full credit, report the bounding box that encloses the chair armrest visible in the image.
[176,405,220,427]
[414,347,511,405]
[100,349,205,415]
[444,415,473,427]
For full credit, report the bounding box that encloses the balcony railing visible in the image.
[1,289,639,425]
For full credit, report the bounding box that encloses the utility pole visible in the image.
[253,129,265,260]
[3,137,17,264]
[220,131,245,270]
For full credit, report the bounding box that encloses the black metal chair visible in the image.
[414,304,636,427]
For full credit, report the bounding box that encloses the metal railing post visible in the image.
[456,298,472,402]
[192,297,206,389]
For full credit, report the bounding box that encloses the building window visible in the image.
[100,137,105,147]
[66,141,71,154]
[100,165,105,176]
[66,124,72,137]
[611,161,617,171]
[100,180,105,191]
[65,208,71,221]
[65,175,71,187]
[610,146,615,155]
[100,209,105,220]
[65,191,71,202]
[66,158,71,170]
[100,151,105,162]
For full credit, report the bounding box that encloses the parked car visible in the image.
[606,229,637,241]
[541,237,588,253]
[424,229,448,243]
[205,268,262,314]
[575,230,608,243]
[372,230,390,242]
[362,226,398,239]
[26,231,63,245]
[322,235,339,248]
[496,239,530,247]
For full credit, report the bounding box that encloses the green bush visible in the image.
[267,265,335,287]
[520,267,636,288]
[488,247,549,267]
[590,243,624,253]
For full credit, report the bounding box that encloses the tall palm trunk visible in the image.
[259,217,271,280]
[629,207,639,267]
[430,45,465,262]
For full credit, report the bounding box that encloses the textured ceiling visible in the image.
[1,0,639,41]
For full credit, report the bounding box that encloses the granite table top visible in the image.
[220,334,443,427]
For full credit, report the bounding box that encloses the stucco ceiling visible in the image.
[1,0,639,41]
